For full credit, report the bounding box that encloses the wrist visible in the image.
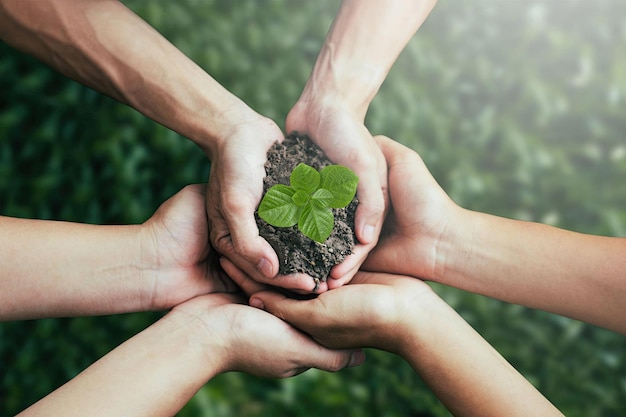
[295,69,377,123]
[168,301,232,374]
[162,308,227,375]
[200,104,280,161]
[394,288,448,360]
[425,207,475,284]
[136,222,166,311]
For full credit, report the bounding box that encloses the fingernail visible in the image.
[361,224,375,244]
[256,257,274,278]
[249,297,265,310]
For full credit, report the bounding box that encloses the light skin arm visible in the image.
[0,0,310,291]
[364,136,626,335]
[286,0,438,286]
[0,185,234,321]
[17,293,364,416]
[243,271,563,417]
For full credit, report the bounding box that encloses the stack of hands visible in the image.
[1,1,623,416]
[6,135,623,417]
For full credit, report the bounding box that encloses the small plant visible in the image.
[258,163,358,243]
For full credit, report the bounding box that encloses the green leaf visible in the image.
[298,204,334,243]
[311,188,334,206]
[292,190,310,206]
[319,165,359,208]
[290,163,320,193]
[258,184,299,227]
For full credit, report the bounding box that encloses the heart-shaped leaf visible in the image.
[298,204,334,242]
[319,165,359,208]
[311,188,334,206]
[258,184,300,227]
[290,163,320,193]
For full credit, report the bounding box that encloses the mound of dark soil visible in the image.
[255,132,357,291]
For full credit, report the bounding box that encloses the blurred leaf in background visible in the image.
[1,1,625,416]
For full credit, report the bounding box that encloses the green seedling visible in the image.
[258,163,359,243]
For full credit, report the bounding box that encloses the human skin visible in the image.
[16,292,364,416]
[286,0,438,287]
[0,0,326,291]
[237,271,564,417]
[363,136,626,335]
[0,185,235,320]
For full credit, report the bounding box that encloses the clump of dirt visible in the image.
[255,132,357,291]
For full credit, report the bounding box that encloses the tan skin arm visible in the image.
[0,185,233,321]
[17,293,363,416]
[0,0,331,292]
[286,0,439,286]
[234,269,564,417]
[364,136,626,335]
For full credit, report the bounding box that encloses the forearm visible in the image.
[17,311,220,417]
[401,295,563,417]
[0,0,252,155]
[0,216,152,320]
[439,210,626,334]
[299,0,437,119]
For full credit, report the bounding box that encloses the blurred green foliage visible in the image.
[1,0,625,416]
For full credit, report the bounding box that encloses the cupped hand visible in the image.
[171,292,365,378]
[363,136,462,281]
[247,271,434,355]
[206,115,325,293]
[286,100,387,288]
[141,184,238,310]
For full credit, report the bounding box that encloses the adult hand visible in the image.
[363,136,463,281]
[247,270,564,417]
[141,184,238,310]
[18,292,364,417]
[205,115,326,293]
[247,271,433,355]
[171,292,365,378]
[286,100,387,288]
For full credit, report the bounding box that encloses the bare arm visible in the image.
[0,0,293,291]
[293,0,438,119]
[365,136,626,335]
[247,271,563,417]
[443,212,626,334]
[286,0,438,285]
[0,0,249,155]
[17,293,362,416]
[0,185,231,321]
[0,216,147,320]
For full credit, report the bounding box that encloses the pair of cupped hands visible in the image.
[141,106,453,378]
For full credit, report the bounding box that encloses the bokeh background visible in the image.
[1,0,625,416]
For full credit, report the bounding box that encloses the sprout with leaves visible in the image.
[258,163,359,243]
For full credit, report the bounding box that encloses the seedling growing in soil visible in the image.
[258,163,358,243]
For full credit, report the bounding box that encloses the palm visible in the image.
[286,104,387,285]
[146,185,232,309]
[205,117,285,285]
[365,138,458,280]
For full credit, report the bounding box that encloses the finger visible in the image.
[220,256,327,294]
[309,347,366,373]
[219,256,268,295]
[327,243,371,285]
[249,290,326,330]
[206,157,280,281]
[374,134,413,167]
[221,196,279,278]
[351,152,387,246]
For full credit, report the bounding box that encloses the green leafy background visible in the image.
[1,1,625,416]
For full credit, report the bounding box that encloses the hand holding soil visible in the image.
[255,133,360,293]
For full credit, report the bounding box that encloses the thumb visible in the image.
[249,291,318,330]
